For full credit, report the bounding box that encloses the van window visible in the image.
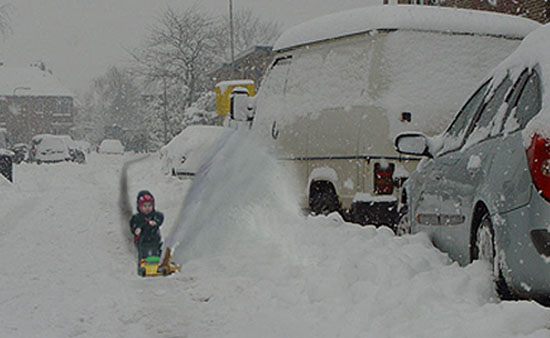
[511,71,542,130]
[438,81,489,154]
[261,55,292,97]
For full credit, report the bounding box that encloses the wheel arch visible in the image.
[469,201,490,263]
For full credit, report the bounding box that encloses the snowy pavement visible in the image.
[1,143,549,337]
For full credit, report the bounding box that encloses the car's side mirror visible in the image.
[394,132,432,158]
[230,87,253,122]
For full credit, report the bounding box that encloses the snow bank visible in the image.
[274,5,539,52]
[0,146,548,337]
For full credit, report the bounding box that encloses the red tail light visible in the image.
[374,162,395,195]
[526,133,550,201]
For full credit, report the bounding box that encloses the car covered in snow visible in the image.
[395,24,550,303]
[250,5,540,226]
[29,134,71,164]
[160,125,227,177]
[98,139,124,155]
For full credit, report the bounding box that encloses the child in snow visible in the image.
[130,190,164,263]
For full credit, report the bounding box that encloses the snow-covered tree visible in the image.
[80,66,143,145]
[130,7,219,109]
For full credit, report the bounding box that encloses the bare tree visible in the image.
[131,7,219,108]
[219,8,281,59]
[81,66,142,143]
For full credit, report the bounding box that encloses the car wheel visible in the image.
[138,267,146,277]
[309,181,340,216]
[396,210,410,236]
[472,213,512,299]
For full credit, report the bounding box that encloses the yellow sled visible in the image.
[138,248,181,277]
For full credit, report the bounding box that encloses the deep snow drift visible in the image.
[1,133,549,337]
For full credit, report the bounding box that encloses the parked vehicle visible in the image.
[394,24,550,303]
[159,125,227,177]
[0,128,13,182]
[98,139,124,155]
[250,5,539,225]
[11,143,29,164]
[59,135,86,164]
[29,134,70,164]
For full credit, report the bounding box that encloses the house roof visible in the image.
[0,65,74,97]
[207,45,273,77]
[274,5,541,52]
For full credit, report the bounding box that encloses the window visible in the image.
[475,77,512,129]
[511,71,542,129]
[463,76,513,147]
[438,81,490,154]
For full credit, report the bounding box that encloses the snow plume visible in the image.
[167,129,303,266]
[119,155,150,252]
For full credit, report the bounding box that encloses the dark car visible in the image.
[11,143,28,164]
[0,128,14,181]
[59,135,86,164]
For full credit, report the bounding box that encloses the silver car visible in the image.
[395,24,550,303]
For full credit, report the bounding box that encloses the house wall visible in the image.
[0,96,74,143]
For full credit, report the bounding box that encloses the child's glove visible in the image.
[134,228,141,235]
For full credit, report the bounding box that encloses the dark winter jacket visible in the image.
[130,210,164,245]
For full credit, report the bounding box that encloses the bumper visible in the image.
[350,199,399,228]
[498,186,550,298]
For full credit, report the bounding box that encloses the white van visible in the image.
[250,5,539,226]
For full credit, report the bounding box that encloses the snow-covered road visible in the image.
[1,144,549,337]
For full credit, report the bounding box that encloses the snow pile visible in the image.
[0,147,549,337]
[0,174,11,188]
[274,5,539,51]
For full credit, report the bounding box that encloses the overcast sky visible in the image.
[0,0,380,97]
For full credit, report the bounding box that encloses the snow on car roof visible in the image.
[274,5,540,52]
[0,65,74,97]
[489,24,550,144]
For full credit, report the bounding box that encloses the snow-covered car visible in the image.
[98,139,124,155]
[395,24,550,303]
[160,125,227,177]
[29,134,70,164]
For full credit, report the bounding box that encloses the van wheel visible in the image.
[309,181,340,216]
[471,213,512,299]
